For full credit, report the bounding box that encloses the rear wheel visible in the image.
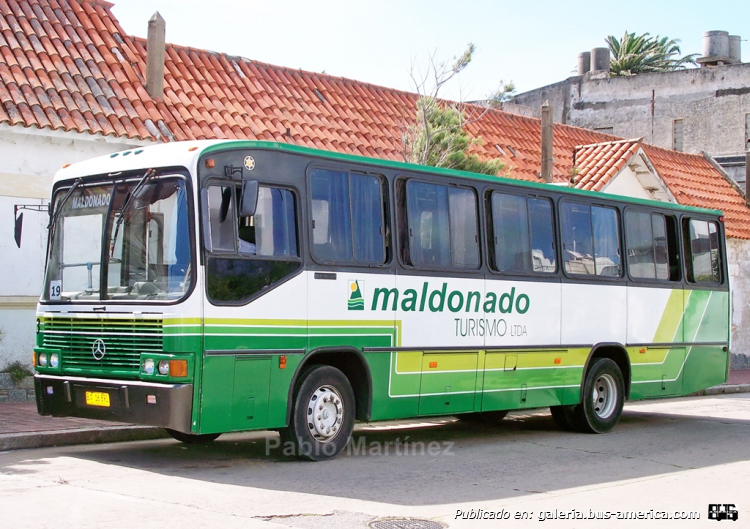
[165,429,221,444]
[280,365,355,461]
[568,358,625,433]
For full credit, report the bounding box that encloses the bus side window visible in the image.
[625,211,679,281]
[684,219,721,283]
[252,187,298,257]
[561,202,621,277]
[309,168,385,264]
[490,192,555,274]
[206,186,237,253]
[405,181,479,269]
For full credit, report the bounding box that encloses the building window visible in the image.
[594,126,614,135]
[745,113,750,147]
[673,119,684,151]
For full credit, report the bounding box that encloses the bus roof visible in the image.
[54,139,724,217]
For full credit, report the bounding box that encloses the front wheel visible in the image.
[569,358,625,433]
[280,365,355,461]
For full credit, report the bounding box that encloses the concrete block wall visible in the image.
[0,374,35,402]
[514,63,750,159]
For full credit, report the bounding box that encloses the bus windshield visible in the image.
[43,176,192,302]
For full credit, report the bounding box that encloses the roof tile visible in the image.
[0,0,746,237]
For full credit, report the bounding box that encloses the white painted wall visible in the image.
[603,167,654,201]
[727,238,750,360]
[0,126,147,368]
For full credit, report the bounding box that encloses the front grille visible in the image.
[40,316,163,373]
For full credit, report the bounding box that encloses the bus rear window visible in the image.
[685,219,721,283]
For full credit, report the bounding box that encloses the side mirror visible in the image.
[14,209,23,248]
[239,180,259,217]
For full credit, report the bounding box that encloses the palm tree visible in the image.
[607,32,698,76]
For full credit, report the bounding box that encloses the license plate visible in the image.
[85,391,110,407]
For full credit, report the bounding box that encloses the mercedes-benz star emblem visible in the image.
[92,339,106,361]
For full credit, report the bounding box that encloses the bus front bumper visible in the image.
[35,374,193,433]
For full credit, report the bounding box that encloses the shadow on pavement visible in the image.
[3,406,750,506]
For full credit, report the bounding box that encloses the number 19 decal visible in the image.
[49,280,62,301]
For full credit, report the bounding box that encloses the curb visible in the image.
[691,383,750,396]
[0,425,169,452]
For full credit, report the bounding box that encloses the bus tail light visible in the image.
[169,359,188,377]
[279,355,287,369]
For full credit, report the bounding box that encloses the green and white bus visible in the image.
[34,140,730,460]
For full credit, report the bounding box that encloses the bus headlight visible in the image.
[50,353,59,368]
[39,353,48,367]
[158,360,170,375]
[142,358,155,375]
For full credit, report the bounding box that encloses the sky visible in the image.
[112,0,749,102]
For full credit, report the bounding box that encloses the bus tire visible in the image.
[165,429,221,444]
[570,358,625,433]
[281,365,355,461]
[455,411,508,423]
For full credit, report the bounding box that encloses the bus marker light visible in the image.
[279,356,287,369]
[147,395,157,405]
[62,163,71,168]
[429,361,438,368]
[205,158,215,168]
[169,359,188,377]
[719,216,725,222]
[189,146,198,151]
[32,353,36,367]
[554,358,561,364]
[640,348,647,354]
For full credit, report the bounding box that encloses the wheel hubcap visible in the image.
[306,385,344,442]
[591,373,617,419]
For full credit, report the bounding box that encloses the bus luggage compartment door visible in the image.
[418,352,478,416]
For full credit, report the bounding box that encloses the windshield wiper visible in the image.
[109,168,156,258]
[47,178,82,248]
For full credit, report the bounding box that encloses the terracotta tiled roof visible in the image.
[642,146,750,240]
[1,0,749,238]
[572,138,643,191]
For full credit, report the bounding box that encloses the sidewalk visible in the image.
[0,401,167,451]
[2,372,749,452]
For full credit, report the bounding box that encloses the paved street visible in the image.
[1,394,749,528]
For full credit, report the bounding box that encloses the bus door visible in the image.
[200,182,305,433]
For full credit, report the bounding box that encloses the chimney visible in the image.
[577,51,591,75]
[145,12,166,99]
[541,101,553,183]
[590,47,610,73]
